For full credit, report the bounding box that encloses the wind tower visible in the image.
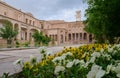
[75,10,81,21]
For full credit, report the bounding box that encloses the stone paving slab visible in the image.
[0,47,37,51]
[0,61,21,76]
[0,56,17,64]
[0,55,12,59]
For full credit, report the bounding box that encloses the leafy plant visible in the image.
[1,73,9,78]
[15,41,20,48]
[32,31,51,46]
[0,20,18,48]
[22,42,30,47]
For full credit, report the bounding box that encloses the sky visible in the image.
[3,0,88,22]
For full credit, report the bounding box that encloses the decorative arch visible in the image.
[89,34,92,42]
[0,19,13,28]
[14,23,19,30]
[29,28,39,41]
[80,33,82,40]
[14,23,19,40]
[83,33,87,40]
[68,33,71,40]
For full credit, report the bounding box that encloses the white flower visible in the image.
[112,45,116,49]
[106,64,112,74]
[89,57,96,63]
[100,48,104,53]
[87,64,105,78]
[91,52,101,58]
[111,66,116,71]
[30,55,37,64]
[108,48,113,53]
[60,54,66,60]
[54,66,65,75]
[85,62,89,67]
[113,50,117,55]
[66,59,83,68]
[118,48,120,51]
[52,52,73,65]
[112,63,120,77]
[95,69,105,78]
[38,46,47,54]
[89,52,101,64]
[102,54,111,60]
[79,60,86,67]
[115,44,120,49]
[52,56,66,65]
[52,57,61,63]
[46,51,52,56]
[66,61,74,68]
[13,58,22,65]
[87,70,95,78]
[65,52,73,56]
[73,59,80,65]
[117,73,120,78]
[62,52,72,58]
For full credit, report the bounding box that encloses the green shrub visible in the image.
[15,41,20,48]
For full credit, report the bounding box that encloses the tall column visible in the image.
[53,35,55,41]
[78,33,80,43]
[82,33,84,43]
[57,30,60,45]
[87,34,89,43]
[79,33,81,41]
[72,33,74,40]
[75,33,76,41]
[63,31,66,44]
[70,33,72,41]
[65,32,68,43]
[17,26,21,40]
[78,33,79,41]
[27,28,30,41]
[71,33,73,44]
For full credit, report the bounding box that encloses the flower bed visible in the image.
[11,44,120,78]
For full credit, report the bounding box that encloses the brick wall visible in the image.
[0,39,7,48]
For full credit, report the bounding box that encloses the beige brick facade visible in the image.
[0,1,93,47]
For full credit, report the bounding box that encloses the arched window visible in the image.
[89,34,92,42]
[84,33,87,40]
[41,24,44,29]
[80,33,82,39]
[68,34,71,40]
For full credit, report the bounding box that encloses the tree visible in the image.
[32,31,43,46]
[84,0,120,43]
[32,31,51,46]
[0,20,18,47]
[42,35,51,45]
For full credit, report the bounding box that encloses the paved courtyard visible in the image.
[0,44,83,76]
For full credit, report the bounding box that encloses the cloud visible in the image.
[4,0,88,21]
[47,8,78,21]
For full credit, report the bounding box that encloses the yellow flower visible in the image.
[47,56,53,60]
[85,55,89,61]
[40,60,47,66]
[81,53,86,59]
[24,62,30,68]
[33,68,38,73]
[29,65,33,70]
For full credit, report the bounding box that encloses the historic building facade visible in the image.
[43,20,92,45]
[0,1,92,47]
